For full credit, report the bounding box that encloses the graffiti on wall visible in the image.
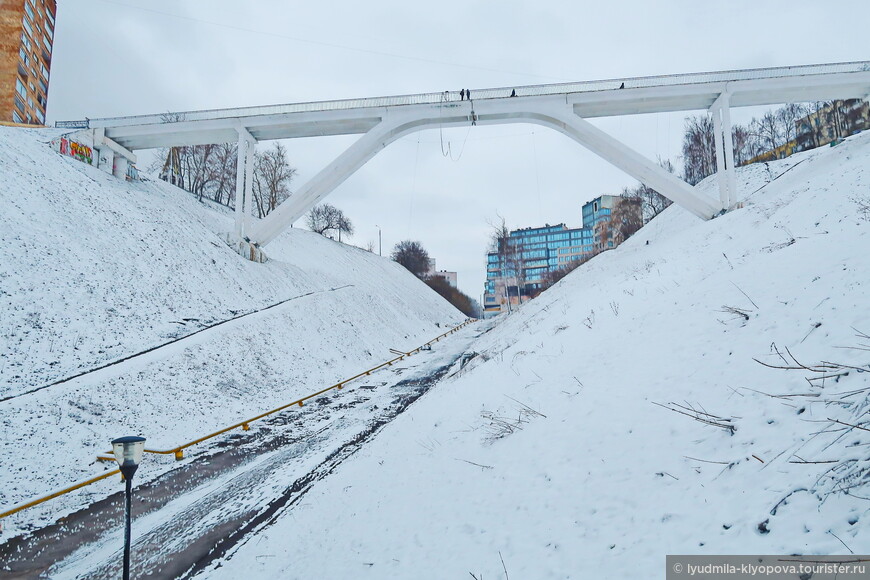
[59,137,93,165]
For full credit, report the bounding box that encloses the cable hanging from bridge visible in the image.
[438,91,473,162]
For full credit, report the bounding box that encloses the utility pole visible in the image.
[376,224,382,256]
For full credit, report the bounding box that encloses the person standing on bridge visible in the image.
[460,89,466,101]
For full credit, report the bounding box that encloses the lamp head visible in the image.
[111,436,146,479]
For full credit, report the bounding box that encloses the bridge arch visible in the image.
[247,106,720,246]
[66,61,870,258]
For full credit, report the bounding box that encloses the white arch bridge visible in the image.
[61,61,870,259]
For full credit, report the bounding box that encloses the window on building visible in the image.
[42,35,51,53]
[38,78,47,94]
[17,62,29,79]
[12,110,24,123]
[34,108,45,124]
[19,47,30,66]
[21,32,31,51]
[45,8,55,29]
[22,16,33,36]
[14,95,26,113]
[40,63,48,79]
[16,78,27,99]
[24,2,35,20]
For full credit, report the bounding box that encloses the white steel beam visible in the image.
[249,113,409,246]
[710,92,738,210]
[242,136,256,235]
[233,126,256,238]
[247,104,722,248]
[720,97,737,208]
[711,101,728,208]
[233,132,246,238]
[542,109,721,219]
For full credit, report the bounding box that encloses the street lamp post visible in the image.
[112,436,146,580]
[376,224,382,256]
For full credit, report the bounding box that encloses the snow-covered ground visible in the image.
[2,125,869,579]
[201,134,870,578]
[0,127,463,537]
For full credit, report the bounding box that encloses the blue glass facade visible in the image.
[484,195,621,311]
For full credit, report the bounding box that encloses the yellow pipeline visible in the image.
[0,469,121,520]
[133,318,474,459]
[1,319,475,520]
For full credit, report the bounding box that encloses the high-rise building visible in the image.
[1,0,56,125]
[483,195,641,316]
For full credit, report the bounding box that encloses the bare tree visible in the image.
[182,144,218,200]
[155,141,239,207]
[391,240,431,279]
[252,142,297,218]
[306,203,354,240]
[209,143,238,206]
[488,215,527,304]
[776,103,808,145]
[681,115,717,185]
[620,157,674,221]
[756,110,782,153]
[731,123,757,166]
[610,197,643,243]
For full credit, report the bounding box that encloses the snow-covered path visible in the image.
[1,320,487,579]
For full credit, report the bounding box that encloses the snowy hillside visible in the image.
[0,127,463,535]
[202,133,870,578]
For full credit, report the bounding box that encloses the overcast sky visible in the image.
[46,0,869,299]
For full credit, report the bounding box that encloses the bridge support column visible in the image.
[228,126,266,261]
[233,126,257,239]
[711,92,737,210]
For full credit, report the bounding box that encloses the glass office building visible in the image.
[483,195,625,315]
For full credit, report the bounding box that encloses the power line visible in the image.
[95,0,574,83]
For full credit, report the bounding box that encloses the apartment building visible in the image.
[795,98,870,152]
[0,0,56,125]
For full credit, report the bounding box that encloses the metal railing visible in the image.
[0,319,475,522]
[58,61,870,130]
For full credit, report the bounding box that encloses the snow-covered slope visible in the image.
[205,133,870,578]
[0,127,463,534]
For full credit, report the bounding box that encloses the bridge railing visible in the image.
[58,61,870,130]
[0,319,475,522]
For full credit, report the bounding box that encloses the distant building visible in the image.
[483,195,640,316]
[742,99,869,166]
[425,259,458,288]
[795,99,870,152]
[744,139,800,165]
[0,0,56,125]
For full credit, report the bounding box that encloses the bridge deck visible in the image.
[59,61,870,151]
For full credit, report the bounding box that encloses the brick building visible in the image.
[0,0,56,125]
